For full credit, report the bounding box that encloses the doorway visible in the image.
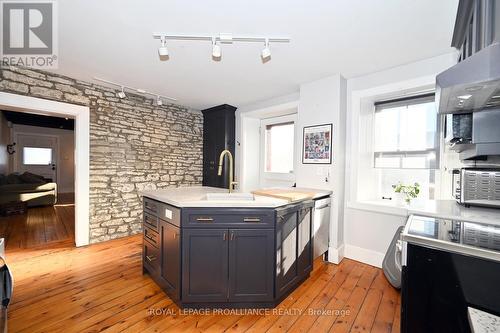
[0,92,90,247]
[0,111,77,251]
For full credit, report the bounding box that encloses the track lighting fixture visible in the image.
[94,77,176,102]
[158,36,168,57]
[117,86,126,99]
[153,33,290,62]
[261,38,271,60]
[212,37,221,59]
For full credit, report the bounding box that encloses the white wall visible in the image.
[0,112,9,175]
[12,124,75,193]
[236,75,347,263]
[296,75,347,258]
[343,52,458,267]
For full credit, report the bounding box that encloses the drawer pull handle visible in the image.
[146,203,157,211]
[223,232,227,241]
[244,217,261,223]
[196,217,214,222]
[145,234,156,243]
[230,233,235,241]
[173,233,178,239]
[146,255,156,262]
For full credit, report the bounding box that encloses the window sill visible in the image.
[346,200,409,217]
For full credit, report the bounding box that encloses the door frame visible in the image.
[13,132,60,184]
[0,92,90,246]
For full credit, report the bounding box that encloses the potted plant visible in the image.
[392,182,420,205]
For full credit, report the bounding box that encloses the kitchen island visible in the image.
[140,186,329,308]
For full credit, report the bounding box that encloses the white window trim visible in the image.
[345,74,441,214]
[259,113,297,182]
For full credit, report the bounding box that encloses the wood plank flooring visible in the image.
[5,234,401,332]
[0,193,75,252]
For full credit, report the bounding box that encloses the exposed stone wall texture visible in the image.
[0,66,203,243]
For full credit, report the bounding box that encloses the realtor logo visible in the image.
[1,0,58,68]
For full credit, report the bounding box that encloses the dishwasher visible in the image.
[312,196,331,260]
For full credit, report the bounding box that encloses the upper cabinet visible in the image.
[452,0,499,62]
[201,104,236,189]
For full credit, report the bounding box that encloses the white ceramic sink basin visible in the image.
[205,193,255,201]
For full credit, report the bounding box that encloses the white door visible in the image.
[15,134,58,181]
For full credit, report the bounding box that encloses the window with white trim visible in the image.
[373,94,441,200]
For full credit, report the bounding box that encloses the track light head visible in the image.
[158,37,169,57]
[261,38,271,61]
[156,96,163,106]
[212,37,221,60]
[117,86,126,99]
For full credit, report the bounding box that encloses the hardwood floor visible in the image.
[5,234,401,332]
[0,193,75,252]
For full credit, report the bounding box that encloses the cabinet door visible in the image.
[182,228,229,303]
[160,221,180,301]
[297,206,313,277]
[276,210,299,298]
[228,229,274,302]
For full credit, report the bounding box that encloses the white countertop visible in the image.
[140,186,330,208]
[408,200,500,226]
[351,199,500,226]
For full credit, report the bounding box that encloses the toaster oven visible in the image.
[452,168,500,208]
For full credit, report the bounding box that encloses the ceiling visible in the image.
[2,111,75,130]
[54,0,459,110]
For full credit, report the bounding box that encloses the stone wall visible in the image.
[0,66,203,243]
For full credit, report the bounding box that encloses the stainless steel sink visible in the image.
[205,193,255,201]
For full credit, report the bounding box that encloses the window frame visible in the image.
[373,93,441,170]
[259,114,297,182]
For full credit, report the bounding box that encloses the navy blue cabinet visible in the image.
[182,228,229,303]
[143,197,314,308]
[228,229,274,302]
[276,208,299,298]
[160,220,180,301]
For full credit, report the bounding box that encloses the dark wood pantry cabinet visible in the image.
[201,104,236,189]
[142,197,314,308]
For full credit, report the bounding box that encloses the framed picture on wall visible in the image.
[302,123,333,164]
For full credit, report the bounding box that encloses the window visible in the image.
[23,147,52,165]
[374,94,439,169]
[264,121,295,173]
[373,94,441,200]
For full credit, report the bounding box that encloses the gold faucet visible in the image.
[217,149,238,193]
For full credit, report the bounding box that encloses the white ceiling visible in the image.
[56,0,458,110]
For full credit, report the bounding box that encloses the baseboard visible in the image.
[327,244,345,264]
[344,244,385,268]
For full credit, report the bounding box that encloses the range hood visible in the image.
[436,42,500,114]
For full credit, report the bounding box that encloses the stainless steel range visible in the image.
[401,215,500,333]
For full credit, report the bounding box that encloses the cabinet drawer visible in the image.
[144,212,159,231]
[144,197,160,215]
[144,226,160,248]
[182,208,274,228]
[143,241,160,273]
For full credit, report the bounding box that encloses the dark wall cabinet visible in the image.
[143,197,314,308]
[202,104,236,188]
